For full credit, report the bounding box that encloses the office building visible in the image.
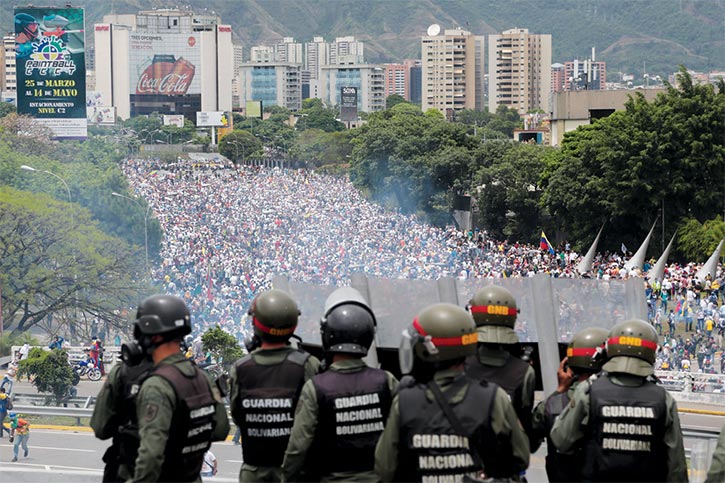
[94,9,233,120]
[488,28,552,114]
[421,27,485,119]
[319,64,385,114]
[238,62,302,111]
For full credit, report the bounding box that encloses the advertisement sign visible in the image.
[87,106,116,124]
[15,7,87,138]
[196,111,229,127]
[163,114,185,127]
[340,86,358,121]
[245,100,262,119]
[129,33,201,96]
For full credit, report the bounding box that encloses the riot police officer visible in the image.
[530,327,608,482]
[464,285,536,439]
[374,303,529,481]
[90,338,153,481]
[550,319,687,482]
[129,295,230,482]
[283,287,397,482]
[230,289,320,482]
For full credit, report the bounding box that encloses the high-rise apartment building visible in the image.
[304,36,328,81]
[94,9,233,120]
[421,27,484,119]
[1,35,16,101]
[232,44,244,107]
[551,63,565,93]
[329,36,364,65]
[383,63,407,98]
[405,58,422,105]
[488,28,552,114]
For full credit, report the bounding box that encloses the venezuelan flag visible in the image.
[540,231,555,255]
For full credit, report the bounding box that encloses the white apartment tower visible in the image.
[421,27,485,119]
[1,35,17,101]
[488,28,552,114]
[329,36,364,65]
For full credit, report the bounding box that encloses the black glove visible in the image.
[9,436,14,443]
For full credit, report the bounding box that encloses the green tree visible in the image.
[677,218,725,262]
[351,104,478,220]
[542,69,725,252]
[201,325,244,371]
[18,348,75,405]
[0,102,16,118]
[292,129,353,168]
[296,106,345,132]
[385,94,407,110]
[474,142,551,241]
[218,130,263,163]
[0,187,149,334]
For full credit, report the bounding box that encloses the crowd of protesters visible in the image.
[120,158,724,370]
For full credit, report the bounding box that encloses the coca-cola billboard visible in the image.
[129,33,201,96]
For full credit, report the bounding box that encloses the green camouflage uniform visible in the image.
[129,353,230,482]
[374,368,530,482]
[282,359,397,482]
[229,346,320,482]
[549,362,687,483]
[91,364,135,481]
[530,380,580,453]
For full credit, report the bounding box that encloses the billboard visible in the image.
[245,100,262,119]
[196,111,229,127]
[340,86,358,121]
[15,7,87,138]
[163,115,185,127]
[129,33,201,96]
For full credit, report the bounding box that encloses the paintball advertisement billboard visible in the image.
[129,33,201,96]
[15,7,87,138]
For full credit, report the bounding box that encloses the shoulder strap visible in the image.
[154,363,208,401]
[234,354,253,370]
[426,380,485,471]
[286,349,310,367]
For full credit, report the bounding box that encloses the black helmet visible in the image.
[249,289,300,342]
[133,294,191,339]
[603,319,659,377]
[467,285,519,344]
[399,303,477,374]
[567,327,609,372]
[320,287,376,356]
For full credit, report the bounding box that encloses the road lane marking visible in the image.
[0,444,96,452]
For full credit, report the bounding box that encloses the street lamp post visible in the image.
[20,165,73,224]
[112,192,150,270]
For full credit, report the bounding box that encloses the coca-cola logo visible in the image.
[95,25,109,31]
[137,71,191,95]
[218,26,231,32]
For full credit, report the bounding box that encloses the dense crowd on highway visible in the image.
[120,157,724,355]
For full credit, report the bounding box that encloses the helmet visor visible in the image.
[398,328,416,375]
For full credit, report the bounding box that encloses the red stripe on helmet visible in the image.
[253,318,296,336]
[607,336,657,350]
[412,318,476,346]
[469,305,517,316]
[567,347,598,357]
